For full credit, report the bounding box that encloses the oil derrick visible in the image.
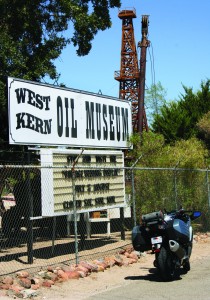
[114,9,148,132]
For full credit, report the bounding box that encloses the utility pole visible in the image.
[138,15,150,134]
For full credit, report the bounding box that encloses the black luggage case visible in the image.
[132,225,152,252]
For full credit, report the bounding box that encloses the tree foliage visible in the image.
[145,81,167,126]
[152,80,210,144]
[0,0,121,74]
[128,132,208,218]
[129,132,207,169]
[196,111,210,149]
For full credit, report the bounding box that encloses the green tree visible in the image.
[129,132,208,217]
[145,81,167,126]
[0,0,121,158]
[196,111,210,149]
[152,80,210,144]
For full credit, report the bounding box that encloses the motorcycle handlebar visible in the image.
[164,209,201,220]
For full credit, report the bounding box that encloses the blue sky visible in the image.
[54,0,210,102]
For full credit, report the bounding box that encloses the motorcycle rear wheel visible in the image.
[157,246,178,281]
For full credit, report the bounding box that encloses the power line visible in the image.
[148,41,159,114]
[148,42,156,87]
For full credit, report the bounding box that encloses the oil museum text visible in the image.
[14,88,129,142]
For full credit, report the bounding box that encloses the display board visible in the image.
[40,149,125,216]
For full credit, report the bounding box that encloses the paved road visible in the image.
[86,256,210,300]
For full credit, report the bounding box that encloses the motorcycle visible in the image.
[132,208,202,281]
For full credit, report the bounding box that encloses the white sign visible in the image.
[40,149,125,216]
[8,77,132,149]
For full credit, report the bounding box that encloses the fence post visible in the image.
[131,155,143,227]
[79,213,86,250]
[72,165,79,264]
[206,169,210,208]
[26,152,34,264]
[51,216,56,256]
[174,168,178,210]
[131,169,136,227]
[72,149,84,264]
[120,207,125,240]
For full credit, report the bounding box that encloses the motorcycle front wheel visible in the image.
[157,246,178,281]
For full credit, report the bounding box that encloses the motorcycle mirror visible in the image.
[191,211,201,220]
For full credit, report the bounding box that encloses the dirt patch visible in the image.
[36,233,210,300]
[1,232,210,300]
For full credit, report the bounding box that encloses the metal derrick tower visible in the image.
[115,8,149,133]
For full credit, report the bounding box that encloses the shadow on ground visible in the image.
[0,233,119,263]
[125,266,185,282]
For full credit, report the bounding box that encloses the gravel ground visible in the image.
[1,232,210,300]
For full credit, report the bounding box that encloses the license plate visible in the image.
[151,236,162,244]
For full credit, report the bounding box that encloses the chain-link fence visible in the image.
[131,167,210,229]
[0,161,133,276]
[1,162,210,276]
